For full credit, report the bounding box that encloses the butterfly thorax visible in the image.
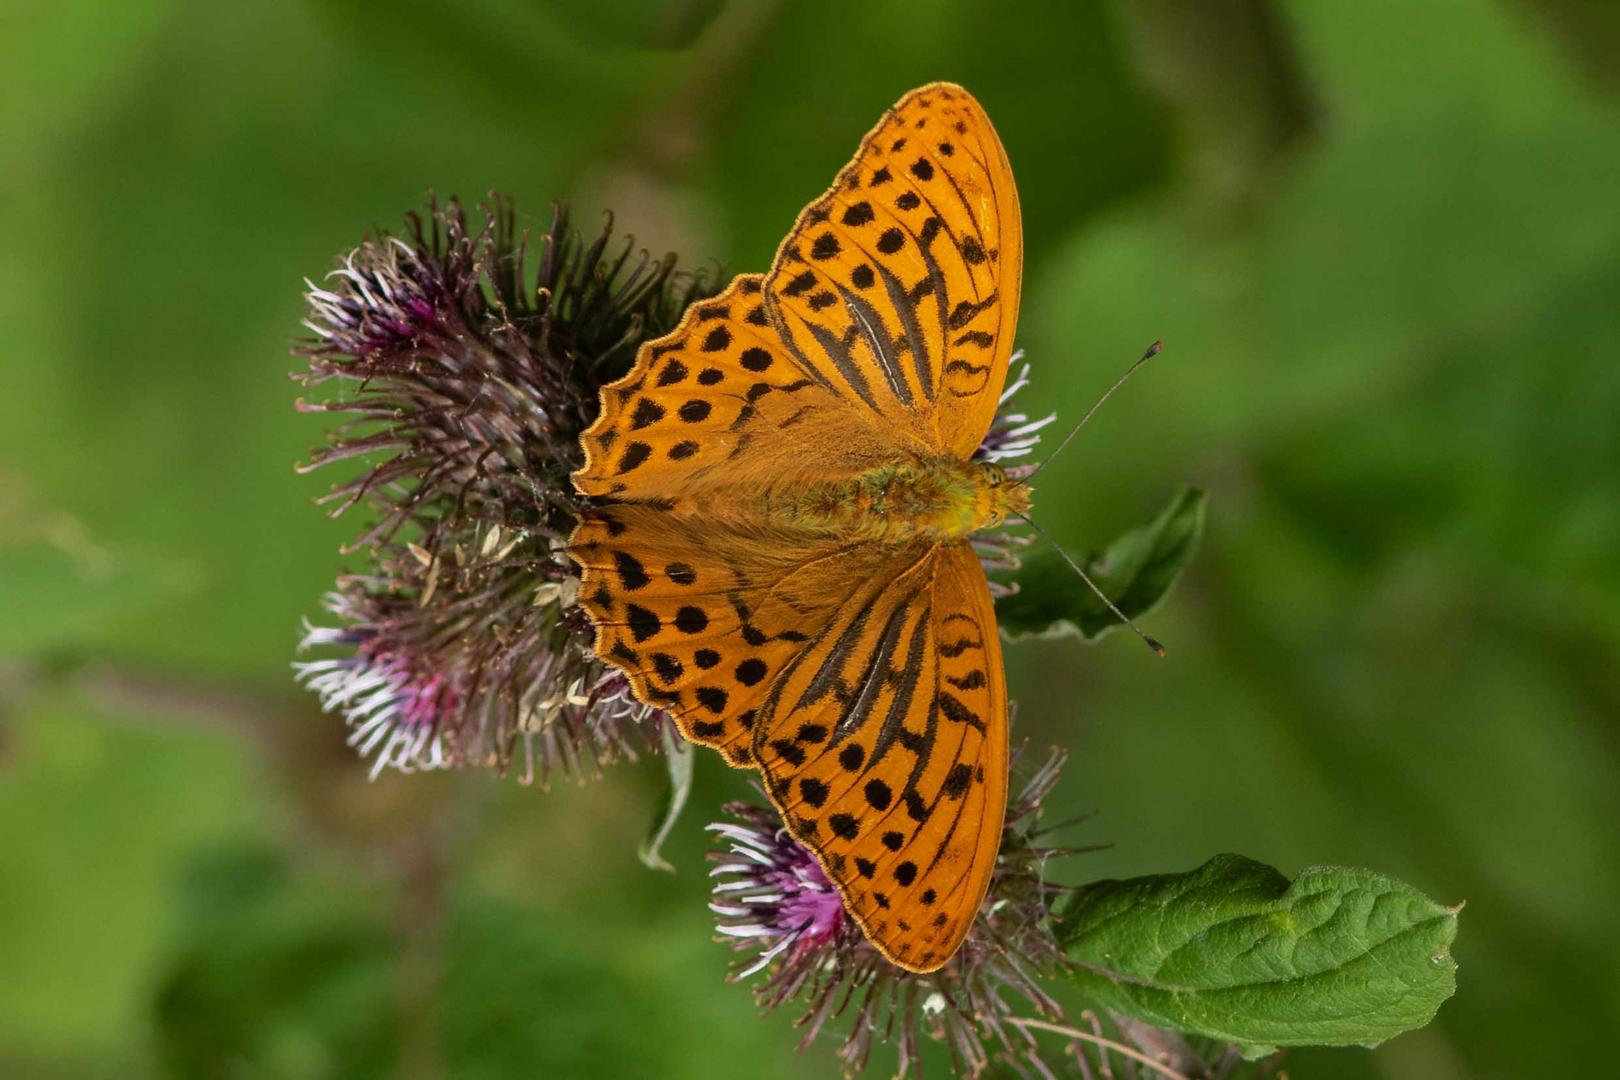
[769,458,1031,544]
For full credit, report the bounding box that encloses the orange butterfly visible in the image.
[570,82,1024,973]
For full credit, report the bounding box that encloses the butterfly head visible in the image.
[975,460,1031,530]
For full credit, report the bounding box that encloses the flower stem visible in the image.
[1005,1016,1195,1080]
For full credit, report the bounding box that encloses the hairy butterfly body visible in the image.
[570,82,1023,972]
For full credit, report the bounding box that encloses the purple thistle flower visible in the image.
[708,746,1087,1079]
[293,196,710,783]
[972,353,1048,594]
[708,803,848,977]
[975,353,1055,477]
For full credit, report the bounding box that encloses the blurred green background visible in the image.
[3,1,1617,1076]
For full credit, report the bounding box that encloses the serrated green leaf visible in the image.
[996,487,1205,641]
[637,726,694,873]
[1058,854,1460,1056]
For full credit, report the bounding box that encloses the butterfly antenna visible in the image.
[1021,341,1162,483]
[1014,511,1166,657]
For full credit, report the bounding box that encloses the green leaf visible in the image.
[1057,854,1461,1057]
[637,726,694,873]
[0,522,191,658]
[996,487,1205,641]
[151,855,401,1080]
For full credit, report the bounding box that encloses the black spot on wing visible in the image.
[937,691,986,733]
[613,551,649,591]
[841,201,875,226]
[626,604,660,642]
[948,292,998,331]
[629,399,665,429]
[617,441,651,474]
[651,653,682,684]
[771,739,807,767]
[783,270,817,297]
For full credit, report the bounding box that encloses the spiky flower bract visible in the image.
[708,746,1083,1078]
[974,354,1055,476]
[294,197,713,783]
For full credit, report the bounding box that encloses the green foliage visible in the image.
[439,898,672,1079]
[0,698,267,1074]
[152,865,402,1079]
[638,726,695,872]
[0,527,187,659]
[997,487,1205,641]
[150,855,675,1080]
[1059,854,1460,1057]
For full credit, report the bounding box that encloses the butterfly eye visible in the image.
[979,461,1004,487]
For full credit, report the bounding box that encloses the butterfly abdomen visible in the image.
[767,458,1019,545]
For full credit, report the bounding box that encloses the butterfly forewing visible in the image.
[751,542,1009,972]
[764,82,1023,458]
[575,274,894,505]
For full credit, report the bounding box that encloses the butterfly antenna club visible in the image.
[1013,511,1166,657]
[1021,340,1162,484]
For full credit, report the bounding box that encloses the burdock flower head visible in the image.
[708,746,1084,1078]
[975,355,1054,475]
[294,197,712,783]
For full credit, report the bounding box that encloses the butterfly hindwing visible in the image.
[750,541,1009,972]
[764,82,1023,458]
